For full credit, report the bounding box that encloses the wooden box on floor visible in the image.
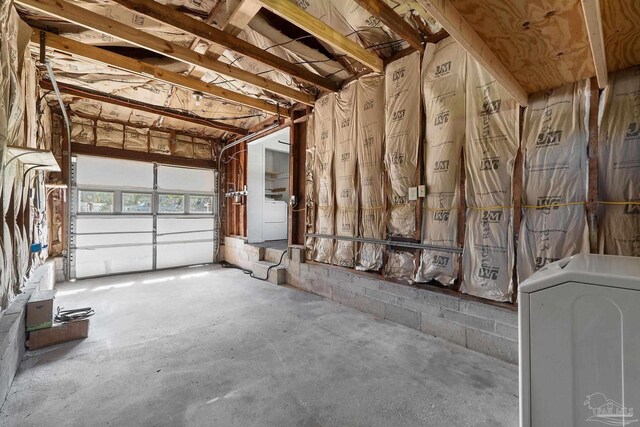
[27,320,90,350]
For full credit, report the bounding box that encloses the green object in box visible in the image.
[27,320,53,332]
[26,290,55,331]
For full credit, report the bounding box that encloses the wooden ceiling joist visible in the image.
[33,31,291,118]
[416,0,529,106]
[39,79,249,136]
[352,0,424,53]
[16,0,314,105]
[256,0,384,73]
[581,0,608,89]
[110,0,339,92]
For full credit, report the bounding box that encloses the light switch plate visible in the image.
[418,185,426,198]
[408,187,418,201]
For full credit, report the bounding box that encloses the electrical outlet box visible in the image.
[408,187,418,201]
[418,185,426,198]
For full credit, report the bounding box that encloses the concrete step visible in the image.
[251,260,286,285]
[264,248,288,263]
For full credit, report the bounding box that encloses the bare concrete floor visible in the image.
[1,265,518,426]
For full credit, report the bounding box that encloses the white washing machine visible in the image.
[519,254,640,427]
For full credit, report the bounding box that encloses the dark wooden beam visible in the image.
[111,0,339,92]
[40,79,248,136]
[71,142,215,169]
[352,0,424,52]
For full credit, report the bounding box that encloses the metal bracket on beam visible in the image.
[39,30,46,64]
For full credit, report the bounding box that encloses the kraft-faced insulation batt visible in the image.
[333,82,358,267]
[416,39,466,285]
[518,81,590,280]
[313,93,336,263]
[305,114,316,260]
[384,51,420,238]
[356,74,385,271]
[461,60,519,302]
[598,66,640,257]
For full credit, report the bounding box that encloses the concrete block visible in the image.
[251,261,286,285]
[309,280,332,299]
[378,280,418,300]
[459,299,517,327]
[290,247,305,263]
[331,286,356,308]
[420,313,466,347]
[495,322,518,341]
[396,296,441,317]
[466,328,518,365]
[287,274,309,292]
[326,269,354,285]
[351,274,380,291]
[415,288,460,310]
[311,265,330,280]
[264,248,284,263]
[355,294,385,318]
[441,308,495,333]
[287,260,300,276]
[384,304,420,329]
[298,262,311,275]
[363,287,397,305]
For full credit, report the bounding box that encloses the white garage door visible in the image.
[71,155,217,279]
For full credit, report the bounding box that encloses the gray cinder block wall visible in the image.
[0,260,56,405]
[286,247,518,365]
[222,238,518,364]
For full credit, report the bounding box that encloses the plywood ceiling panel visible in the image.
[450,0,595,93]
[601,0,640,72]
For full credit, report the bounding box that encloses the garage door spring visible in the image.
[55,307,95,323]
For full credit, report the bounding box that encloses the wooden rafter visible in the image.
[352,0,424,52]
[581,0,608,88]
[33,31,291,118]
[16,0,314,105]
[110,0,339,91]
[416,0,528,106]
[256,0,384,72]
[40,79,249,136]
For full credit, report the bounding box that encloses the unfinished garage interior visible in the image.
[0,0,639,425]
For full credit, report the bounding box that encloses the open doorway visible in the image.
[247,128,290,244]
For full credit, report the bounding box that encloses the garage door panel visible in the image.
[73,156,217,278]
[75,232,153,247]
[75,246,153,277]
[156,241,214,269]
[77,156,154,189]
[157,166,214,192]
[76,217,153,233]
[157,218,214,242]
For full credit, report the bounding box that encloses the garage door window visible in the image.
[122,193,152,213]
[190,195,213,213]
[159,194,185,213]
[78,190,114,213]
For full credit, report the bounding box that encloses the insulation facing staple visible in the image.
[356,74,385,271]
[313,93,336,264]
[598,66,640,257]
[461,59,519,303]
[518,81,590,281]
[384,51,421,238]
[416,39,466,285]
[333,81,358,267]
